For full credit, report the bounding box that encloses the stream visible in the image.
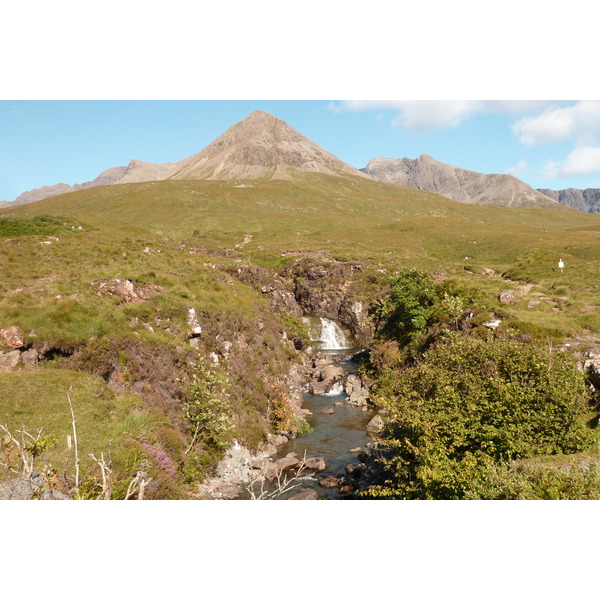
[270,317,373,499]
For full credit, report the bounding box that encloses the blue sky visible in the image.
[2,99,600,203]
[0,100,600,200]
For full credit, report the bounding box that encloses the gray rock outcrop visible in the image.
[361,155,560,209]
[0,474,70,500]
[537,188,600,213]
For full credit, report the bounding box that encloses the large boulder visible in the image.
[344,374,362,395]
[344,374,371,406]
[348,390,370,406]
[366,415,385,434]
[309,380,331,395]
[207,483,243,500]
[0,350,21,370]
[0,474,70,500]
[20,348,39,366]
[308,361,344,395]
[320,364,344,382]
[275,454,301,472]
[319,476,342,489]
[303,457,327,471]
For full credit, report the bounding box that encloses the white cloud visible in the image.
[542,146,600,178]
[332,100,482,132]
[331,100,559,133]
[484,100,558,116]
[391,101,482,132]
[511,101,600,147]
[504,159,528,175]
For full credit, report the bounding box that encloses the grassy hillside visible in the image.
[8,175,598,265]
[1,173,599,498]
[6,174,599,338]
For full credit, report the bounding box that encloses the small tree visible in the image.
[183,358,233,452]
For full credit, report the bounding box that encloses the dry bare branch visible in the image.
[246,451,310,500]
[66,386,80,489]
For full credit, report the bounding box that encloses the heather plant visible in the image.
[141,442,178,478]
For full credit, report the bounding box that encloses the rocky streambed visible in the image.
[197,319,386,500]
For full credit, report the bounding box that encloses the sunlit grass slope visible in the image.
[7,174,598,269]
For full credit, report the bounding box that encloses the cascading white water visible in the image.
[325,380,344,396]
[318,317,350,350]
[302,316,351,350]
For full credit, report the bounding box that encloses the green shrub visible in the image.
[368,335,594,499]
[0,214,89,237]
[374,269,437,342]
[463,460,600,500]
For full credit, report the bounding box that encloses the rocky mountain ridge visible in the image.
[361,155,561,209]
[537,188,600,213]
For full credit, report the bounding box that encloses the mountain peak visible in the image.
[245,110,278,120]
[169,112,370,181]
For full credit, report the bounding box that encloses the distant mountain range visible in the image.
[536,188,600,213]
[4,111,597,213]
[360,155,560,209]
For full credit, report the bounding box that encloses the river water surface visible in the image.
[270,317,374,499]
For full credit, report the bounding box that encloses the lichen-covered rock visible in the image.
[95,278,161,304]
[187,307,202,337]
[20,348,39,366]
[0,474,70,500]
[499,290,516,304]
[0,326,25,349]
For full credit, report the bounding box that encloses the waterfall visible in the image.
[325,380,345,396]
[302,316,351,350]
[319,318,350,350]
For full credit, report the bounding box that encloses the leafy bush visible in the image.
[374,269,437,342]
[368,335,594,499]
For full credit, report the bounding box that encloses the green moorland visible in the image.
[1,173,599,499]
